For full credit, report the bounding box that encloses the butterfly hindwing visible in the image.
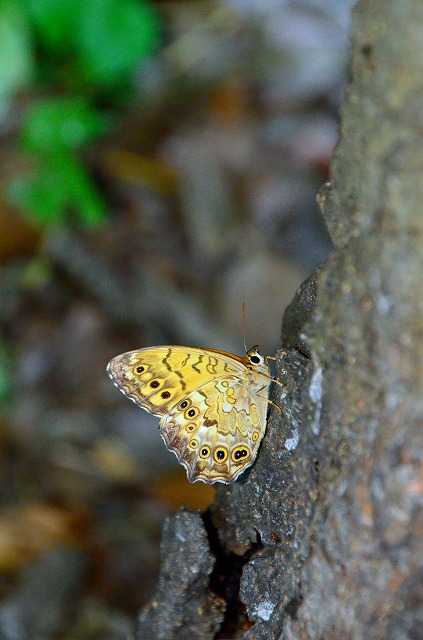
[160,374,269,483]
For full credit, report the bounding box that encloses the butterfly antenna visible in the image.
[241,302,248,353]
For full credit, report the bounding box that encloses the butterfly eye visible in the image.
[161,391,171,399]
[185,407,199,419]
[247,347,263,365]
[150,380,160,389]
[186,424,196,432]
[178,399,191,411]
[213,446,228,463]
[135,365,145,374]
[252,431,260,442]
[189,439,198,449]
[199,445,211,459]
[231,445,251,462]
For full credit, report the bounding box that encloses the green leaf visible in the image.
[0,343,12,406]
[9,152,107,226]
[0,1,32,121]
[22,0,83,53]
[21,97,109,153]
[10,172,68,224]
[77,0,160,87]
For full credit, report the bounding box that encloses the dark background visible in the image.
[0,1,353,637]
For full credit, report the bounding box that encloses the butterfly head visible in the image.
[246,346,265,368]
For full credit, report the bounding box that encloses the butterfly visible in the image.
[106,345,274,484]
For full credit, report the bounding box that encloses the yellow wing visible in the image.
[160,372,270,484]
[106,346,248,416]
[107,345,271,484]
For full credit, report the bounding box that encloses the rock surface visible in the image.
[137,511,224,639]
[137,2,423,638]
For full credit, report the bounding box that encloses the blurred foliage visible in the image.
[0,343,12,406]
[10,97,110,224]
[2,0,161,226]
[20,98,108,153]
[0,2,32,120]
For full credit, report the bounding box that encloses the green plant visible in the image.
[2,0,161,226]
[0,342,12,406]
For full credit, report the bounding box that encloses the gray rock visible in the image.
[136,2,423,638]
[137,510,224,640]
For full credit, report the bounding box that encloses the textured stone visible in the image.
[136,2,423,638]
[137,511,224,640]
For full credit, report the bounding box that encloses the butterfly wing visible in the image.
[107,346,270,484]
[107,346,247,416]
[160,371,270,483]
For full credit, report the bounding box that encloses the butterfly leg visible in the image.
[256,385,283,414]
[267,398,282,414]
[257,370,286,389]
[265,350,287,363]
[265,351,288,389]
